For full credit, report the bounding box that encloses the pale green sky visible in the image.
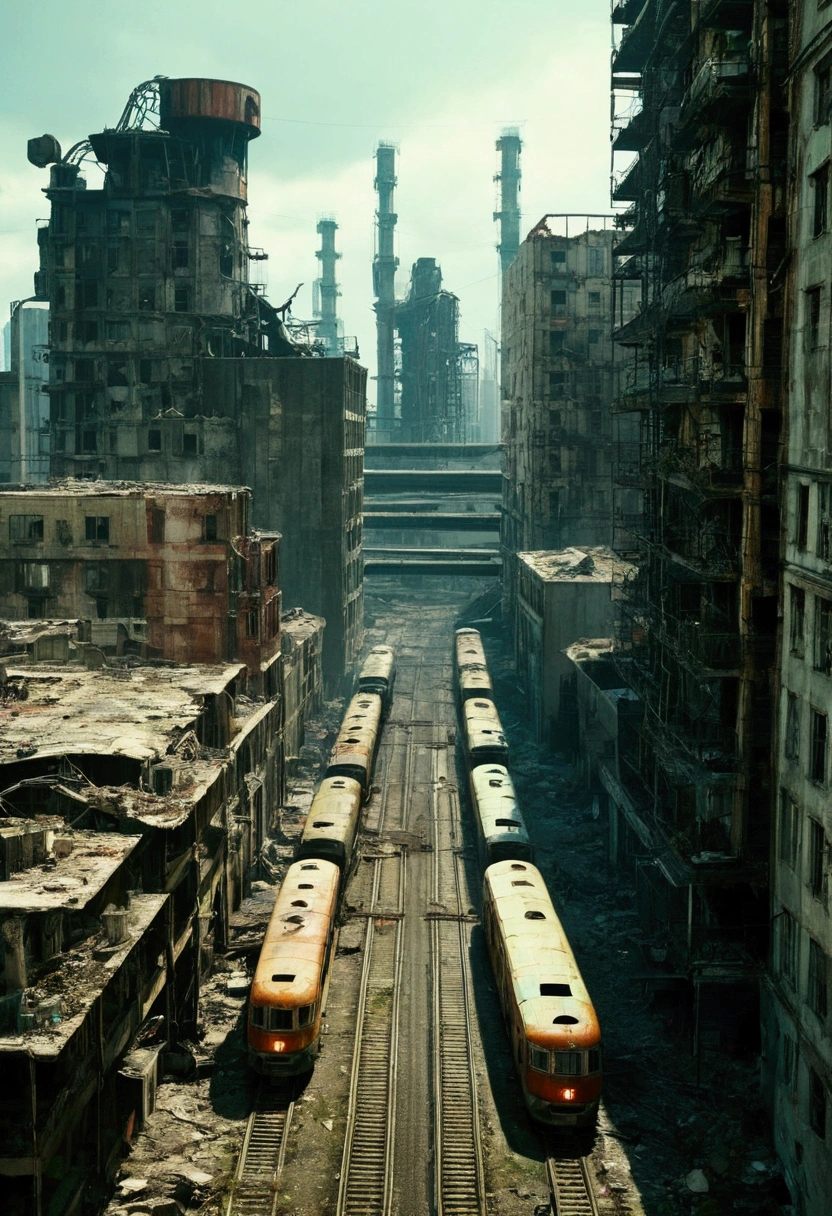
[0,0,615,390]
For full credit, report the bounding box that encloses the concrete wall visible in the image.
[763,2,832,1206]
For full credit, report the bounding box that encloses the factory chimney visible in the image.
[494,129,522,274]
[373,143,398,438]
[315,217,341,355]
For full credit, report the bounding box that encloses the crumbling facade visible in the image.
[501,218,620,569]
[0,660,284,1215]
[513,547,634,744]
[200,358,365,689]
[28,76,366,689]
[608,0,787,1027]
[762,1,832,1205]
[0,483,280,682]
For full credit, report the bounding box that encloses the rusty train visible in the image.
[454,627,602,1128]
[247,648,395,1077]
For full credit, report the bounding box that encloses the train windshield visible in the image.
[250,1004,295,1031]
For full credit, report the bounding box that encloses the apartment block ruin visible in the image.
[608,0,787,1035]
[0,483,281,684]
[28,76,365,689]
[762,0,832,1205]
[501,217,626,620]
[0,658,289,1216]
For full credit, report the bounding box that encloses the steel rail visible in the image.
[431,750,486,1216]
[545,1153,601,1216]
[335,655,420,1216]
[225,1087,294,1216]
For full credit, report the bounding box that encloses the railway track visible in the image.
[545,1152,600,1216]
[431,749,486,1216]
[225,1088,294,1216]
[335,677,418,1216]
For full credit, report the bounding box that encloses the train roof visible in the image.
[250,859,340,1009]
[300,775,363,844]
[484,860,600,1050]
[359,646,396,681]
[462,698,506,743]
[459,666,493,694]
[470,765,529,844]
[329,692,383,768]
[455,629,487,670]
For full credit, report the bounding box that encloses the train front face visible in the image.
[463,699,509,768]
[483,860,602,1129]
[296,776,364,871]
[248,859,340,1077]
[521,1016,602,1127]
[325,693,384,797]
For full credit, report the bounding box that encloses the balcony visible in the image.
[612,0,657,74]
[612,158,642,203]
[681,54,751,122]
[613,105,652,153]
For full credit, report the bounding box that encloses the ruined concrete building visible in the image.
[608,0,786,1037]
[763,0,832,1205]
[501,217,628,620]
[29,76,365,689]
[0,483,281,685]
[0,658,298,1215]
[0,302,50,484]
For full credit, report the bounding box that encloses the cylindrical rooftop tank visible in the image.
[159,78,261,138]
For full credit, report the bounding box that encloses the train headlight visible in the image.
[561,1088,575,1101]
[272,1040,285,1053]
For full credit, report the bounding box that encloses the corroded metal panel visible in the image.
[160,78,261,136]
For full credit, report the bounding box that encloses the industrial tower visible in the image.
[494,129,522,274]
[315,217,341,354]
[373,143,398,437]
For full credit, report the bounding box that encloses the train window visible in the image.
[510,864,527,871]
[512,880,533,887]
[553,1015,579,1025]
[332,780,346,787]
[298,1003,315,1027]
[474,701,489,708]
[529,1047,550,1073]
[541,983,572,996]
[286,914,304,925]
[291,900,309,908]
[267,1008,295,1031]
[272,973,296,982]
[345,736,361,743]
[555,1051,584,1076]
[298,883,315,889]
[249,1005,266,1028]
[301,864,319,870]
[489,780,503,788]
[313,820,335,828]
[588,1048,601,1073]
[525,912,546,920]
[497,819,521,828]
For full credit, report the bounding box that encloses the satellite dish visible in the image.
[27,134,62,168]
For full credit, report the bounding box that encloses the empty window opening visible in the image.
[290,900,308,908]
[525,910,546,920]
[312,821,334,829]
[553,1015,580,1025]
[541,983,572,997]
[272,974,295,983]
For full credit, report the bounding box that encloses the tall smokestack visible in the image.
[494,129,522,274]
[315,217,341,354]
[373,143,398,435]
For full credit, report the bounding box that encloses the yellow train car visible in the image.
[482,860,602,1127]
[462,697,509,767]
[358,645,397,710]
[296,775,364,870]
[455,627,487,673]
[326,692,384,798]
[248,859,340,1077]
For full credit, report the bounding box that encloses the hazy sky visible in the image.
[0,1,613,396]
